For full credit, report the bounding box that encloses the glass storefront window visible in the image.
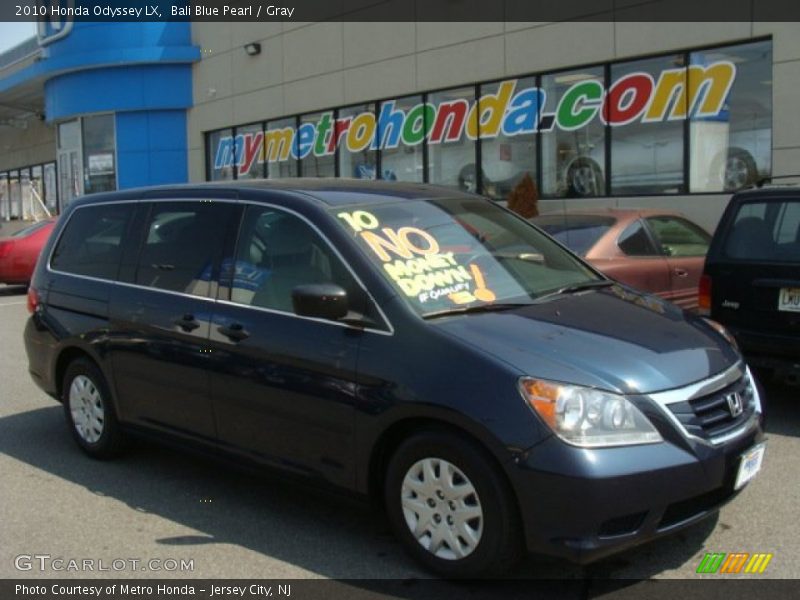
[208,128,235,181]
[44,163,58,212]
[378,95,424,183]
[203,40,772,198]
[20,168,31,219]
[265,118,298,178]
[0,174,8,220]
[479,78,538,201]
[83,114,117,194]
[428,87,476,191]
[540,69,605,197]
[610,54,686,195]
[689,40,772,192]
[58,120,82,206]
[235,123,265,180]
[30,166,43,215]
[338,103,377,179]
[58,120,80,151]
[8,171,21,219]
[299,112,336,177]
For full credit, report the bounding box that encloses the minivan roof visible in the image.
[67,178,471,209]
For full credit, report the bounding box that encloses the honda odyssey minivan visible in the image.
[24,180,765,577]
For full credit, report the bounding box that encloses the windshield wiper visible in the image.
[489,251,545,264]
[536,279,614,301]
[423,303,532,320]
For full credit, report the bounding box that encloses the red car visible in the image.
[0,219,56,286]
[533,209,711,310]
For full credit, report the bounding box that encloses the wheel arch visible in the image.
[54,345,115,408]
[365,416,524,523]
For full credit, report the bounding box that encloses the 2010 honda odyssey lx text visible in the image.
[24,180,765,576]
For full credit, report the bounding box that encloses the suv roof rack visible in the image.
[753,175,800,188]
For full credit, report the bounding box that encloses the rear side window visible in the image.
[135,202,233,297]
[535,215,615,256]
[645,216,710,257]
[51,204,134,280]
[618,221,657,256]
[724,199,800,261]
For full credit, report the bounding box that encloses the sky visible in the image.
[0,22,37,54]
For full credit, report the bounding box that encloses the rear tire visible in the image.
[723,150,757,191]
[384,430,523,577]
[567,159,604,197]
[62,358,126,459]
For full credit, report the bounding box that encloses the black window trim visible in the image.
[616,218,663,257]
[46,198,394,336]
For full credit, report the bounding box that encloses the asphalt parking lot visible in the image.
[0,283,798,581]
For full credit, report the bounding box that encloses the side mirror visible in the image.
[292,283,349,321]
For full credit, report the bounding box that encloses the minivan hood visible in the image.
[430,286,740,395]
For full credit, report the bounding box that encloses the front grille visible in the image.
[665,375,755,441]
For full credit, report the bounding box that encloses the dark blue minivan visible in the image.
[24,180,765,576]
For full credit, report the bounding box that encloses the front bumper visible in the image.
[506,366,765,564]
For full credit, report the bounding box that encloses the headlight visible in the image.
[519,378,663,448]
[702,318,739,350]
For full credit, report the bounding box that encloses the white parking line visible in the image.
[0,301,26,307]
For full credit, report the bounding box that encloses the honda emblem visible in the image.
[726,392,744,417]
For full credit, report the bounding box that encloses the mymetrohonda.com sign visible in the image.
[214,60,736,176]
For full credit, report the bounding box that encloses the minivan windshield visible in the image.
[333,197,603,317]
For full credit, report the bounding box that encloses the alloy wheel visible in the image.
[570,163,602,196]
[724,155,752,190]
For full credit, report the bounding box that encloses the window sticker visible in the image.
[337,209,499,307]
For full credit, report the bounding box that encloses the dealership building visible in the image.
[0,18,796,230]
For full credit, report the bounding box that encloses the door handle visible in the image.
[218,323,250,342]
[174,314,200,332]
[674,268,689,278]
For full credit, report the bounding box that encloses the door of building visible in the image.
[57,120,83,209]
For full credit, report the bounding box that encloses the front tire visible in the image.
[384,431,522,577]
[62,358,126,459]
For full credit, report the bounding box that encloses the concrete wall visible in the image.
[187,21,800,230]
[0,119,56,172]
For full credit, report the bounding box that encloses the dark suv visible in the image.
[25,180,764,577]
[701,185,800,379]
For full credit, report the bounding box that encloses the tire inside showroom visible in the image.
[62,358,126,459]
[384,430,522,577]
[567,159,604,197]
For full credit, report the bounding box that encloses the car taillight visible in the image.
[27,286,40,314]
[0,241,12,258]
[698,274,711,315]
